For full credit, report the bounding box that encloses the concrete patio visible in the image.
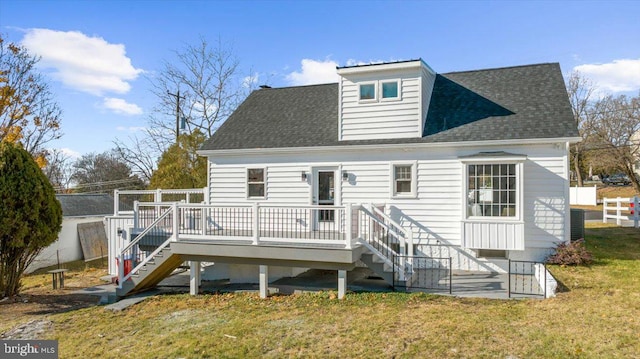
[79,266,543,310]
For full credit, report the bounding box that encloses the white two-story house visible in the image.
[113,59,579,299]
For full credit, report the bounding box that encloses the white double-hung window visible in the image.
[247,168,265,199]
[391,162,417,198]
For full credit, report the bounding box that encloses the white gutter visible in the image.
[197,137,582,157]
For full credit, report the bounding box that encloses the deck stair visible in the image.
[356,204,413,288]
[116,244,183,297]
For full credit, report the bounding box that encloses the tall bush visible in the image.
[0,141,62,297]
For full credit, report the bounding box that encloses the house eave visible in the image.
[197,136,582,157]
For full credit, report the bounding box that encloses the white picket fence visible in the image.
[602,196,639,228]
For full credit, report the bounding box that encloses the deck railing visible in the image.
[130,202,354,246]
[113,188,206,215]
[393,255,452,293]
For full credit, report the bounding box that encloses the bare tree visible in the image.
[114,37,255,183]
[113,129,166,184]
[43,148,74,192]
[586,93,640,192]
[148,36,249,144]
[71,151,145,193]
[566,71,596,186]
[0,35,62,164]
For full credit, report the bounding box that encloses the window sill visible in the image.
[463,218,523,224]
[391,194,417,199]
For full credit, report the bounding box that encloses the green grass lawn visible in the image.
[9,224,640,358]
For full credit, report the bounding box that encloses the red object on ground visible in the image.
[116,258,133,276]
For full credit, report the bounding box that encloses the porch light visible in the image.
[301,171,307,181]
[342,171,349,181]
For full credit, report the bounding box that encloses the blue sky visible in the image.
[1,0,639,158]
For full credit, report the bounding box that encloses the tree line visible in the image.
[568,72,640,193]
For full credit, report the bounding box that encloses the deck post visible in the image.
[337,270,347,299]
[172,202,179,241]
[259,265,268,298]
[190,261,201,295]
[133,201,139,229]
[252,203,260,245]
[345,204,352,249]
[113,189,119,215]
[117,254,124,289]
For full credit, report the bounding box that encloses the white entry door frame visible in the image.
[311,166,340,231]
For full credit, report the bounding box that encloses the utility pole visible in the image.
[167,90,186,142]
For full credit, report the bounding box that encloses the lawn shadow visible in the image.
[1,293,100,316]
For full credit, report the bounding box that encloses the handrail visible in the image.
[119,235,174,286]
[370,205,414,257]
[356,204,414,280]
[120,206,173,255]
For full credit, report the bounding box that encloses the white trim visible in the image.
[563,141,571,243]
[418,74,424,136]
[390,161,417,199]
[198,137,583,157]
[336,60,424,75]
[246,167,266,200]
[338,76,343,141]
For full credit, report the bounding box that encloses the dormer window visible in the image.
[381,80,399,100]
[358,80,401,103]
[359,83,376,101]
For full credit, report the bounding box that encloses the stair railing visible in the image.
[117,202,177,288]
[356,204,413,280]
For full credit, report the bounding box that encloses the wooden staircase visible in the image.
[116,244,183,297]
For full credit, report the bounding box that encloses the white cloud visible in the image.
[573,58,640,93]
[285,59,340,85]
[103,97,143,115]
[21,28,143,95]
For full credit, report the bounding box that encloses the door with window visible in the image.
[312,168,337,231]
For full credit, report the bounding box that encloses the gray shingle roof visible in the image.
[201,63,578,151]
[56,194,114,217]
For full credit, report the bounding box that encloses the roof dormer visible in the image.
[336,59,436,141]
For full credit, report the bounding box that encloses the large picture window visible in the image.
[247,168,265,198]
[467,164,517,217]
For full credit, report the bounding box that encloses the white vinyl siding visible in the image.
[207,142,569,265]
[340,73,421,141]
